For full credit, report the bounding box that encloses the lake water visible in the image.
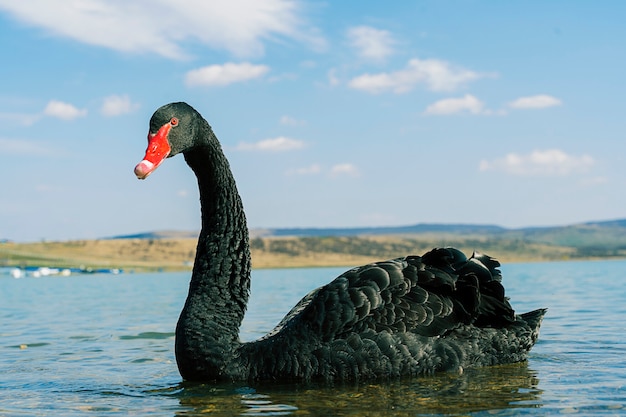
[2,259,626,416]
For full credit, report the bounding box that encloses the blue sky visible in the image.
[1,1,625,242]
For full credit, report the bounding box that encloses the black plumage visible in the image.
[134,102,546,382]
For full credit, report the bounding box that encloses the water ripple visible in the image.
[119,332,176,340]
[2,263,626,415]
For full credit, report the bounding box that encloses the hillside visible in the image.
[3,218,626,271]
[109,218,626,259]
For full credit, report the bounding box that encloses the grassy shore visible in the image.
[0,234,589,272]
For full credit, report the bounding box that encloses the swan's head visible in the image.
[134,102,200,179]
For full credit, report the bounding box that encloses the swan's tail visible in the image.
[521,308,547,328]
[520,308,547,345]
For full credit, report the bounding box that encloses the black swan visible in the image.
[134,102,546,382]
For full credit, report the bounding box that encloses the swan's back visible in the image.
[236,247,545,381]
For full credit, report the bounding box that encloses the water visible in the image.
[1,260,626,416]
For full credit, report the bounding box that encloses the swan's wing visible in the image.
[264,247,515,342]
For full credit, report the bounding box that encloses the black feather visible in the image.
[138,102,547,382]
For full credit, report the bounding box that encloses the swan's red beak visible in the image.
[134,123,172,179]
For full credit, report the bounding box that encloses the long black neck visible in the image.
[174,121,251,381]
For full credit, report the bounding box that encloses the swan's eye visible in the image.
[170,117,179,126]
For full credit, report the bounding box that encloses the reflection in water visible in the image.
[173,362,541,416]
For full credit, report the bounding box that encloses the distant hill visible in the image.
[5,218,626,272]
[108,230,199,240]
[110,223,508,240]
[505,219,626,256]
[583,218,626,229]
[109,218,626,258]
[255,223,507,237]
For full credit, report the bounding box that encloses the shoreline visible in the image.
[2,235,623,273]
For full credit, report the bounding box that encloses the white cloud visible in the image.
[479,149,595,176]
[327,68,340,87]
[185,62,269,87]
[43,100,87,120]
[509,95,562,109]
[235,136,305,151]
[424,94,485,115]
[330,163,360,177]
[279,115,306,126]
[346,26,395,61]
[0,0,321,60]
[348,58,488,94]
[100,94,140,117]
